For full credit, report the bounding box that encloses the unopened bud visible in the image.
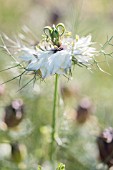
[97,127,113,168]
[76,98,92,124]
[3,99,25,128]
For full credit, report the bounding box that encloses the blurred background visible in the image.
[0,0,113,169]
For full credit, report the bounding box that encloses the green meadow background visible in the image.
[0,0,113,169]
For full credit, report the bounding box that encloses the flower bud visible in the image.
[76,98,92,124]
[97,127,113,168]
[3,99,25,128]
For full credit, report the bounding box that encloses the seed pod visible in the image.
[3,99,24,128]
[97,127,113,168]
[76,98,92,124]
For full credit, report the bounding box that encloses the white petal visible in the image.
[21,47,37,55]
[20,54,36,61]
[75,35,92,48]
[50,51,71,74]
[40,66,48,78]
[75,55,92,64]
[73,49,82,55]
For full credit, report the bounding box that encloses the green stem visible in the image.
[50,74,59,162]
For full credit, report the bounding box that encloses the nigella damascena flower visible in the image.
[1,23,96,80]
[19,25,96,79]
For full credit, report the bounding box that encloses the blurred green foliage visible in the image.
[0,0,113,170]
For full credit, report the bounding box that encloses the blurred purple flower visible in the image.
[3,99,25,128]
[97,127,113,168]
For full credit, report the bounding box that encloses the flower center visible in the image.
[43,23,65,47]
[52,46,64,53]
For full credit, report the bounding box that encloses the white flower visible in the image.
[20,35,96,78]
